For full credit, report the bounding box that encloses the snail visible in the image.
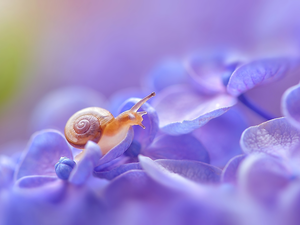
[64,92,155,156]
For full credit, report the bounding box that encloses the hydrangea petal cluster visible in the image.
[1,51,300,225]
[282,82,300,129]
[147,52,297,136]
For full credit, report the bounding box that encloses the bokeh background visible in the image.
[0,0,300,154]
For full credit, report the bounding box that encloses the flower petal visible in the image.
[238,153,291,205]
[94,162,141,180]
[155,159,222,184]
[280,180,300,225]
[227,57,293,96]
[16,175,58,188]
[103,170,175,207]
[221,154,246,184]
[0,155,18,188]
[145,58,188,92]
[282,82,300,129]
[94,155,130,172]
[69,141,101,185]
[193,107,248,167]
[152,85,237,135]
[15,130,73,180]
[14,175,66,203]
[240,117,300,158]
[97,127,134,165]
[143,133,209,163]
[139,155,205,195]
[30,86,107,133]
[119,98,159,148]
[184,52,235,95]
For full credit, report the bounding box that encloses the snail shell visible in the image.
[64,107,114,149]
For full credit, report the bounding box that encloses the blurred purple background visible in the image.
[0,0,299,151]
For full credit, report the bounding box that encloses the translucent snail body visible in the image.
[64,92,155,156]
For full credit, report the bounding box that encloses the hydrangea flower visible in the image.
[147,52,299,135]
[1,60,300,225]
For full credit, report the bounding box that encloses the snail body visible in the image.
[65,92,155,156]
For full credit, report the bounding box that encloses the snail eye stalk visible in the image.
[130,92,156,112]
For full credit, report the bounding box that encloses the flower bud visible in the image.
[55,157,76,180]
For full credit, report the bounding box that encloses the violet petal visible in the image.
[139,155,206,195]
[238,153,291,206]
[227,57,292,96]
[69,141,101,185]
[282,82,300,129]
[94,162,142,180]
[280,181,300,225]
[184,52,229,95]
[145,59,188,92]
[221,154,246,185]
[15,130,73,180]
[94,155,130,172]
[193,107,248,167]
[155,159,222,184]
[240,117,300,159]
[143,133,209,163]
[103,170,175,207]
[153,85,237,135]
[14,175,66,203]
[119,98,159,148]
[16,175,58,188]
[97,127,134,165]
[0,155,18,188]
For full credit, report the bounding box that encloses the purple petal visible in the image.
[184,52,233,95]
[94,154,130,171]
[103,170,176,206]
[282,82,300,129]
[14,175,66,203]
[16,175,58,188]
[227,57,293,96]
[143,133,209,163]
[139,155,206,195]
[15,130,73,180]
[119,98,159,148]
[238,153,291,206]
[97,127,134,165]
[193,107,248,167]
[94,162,141,180]
[145,58,188,92]
[156,159,222,184]
[69,141,101,185]
[0,155,18,188]
[280,181,300,225]
[240,117,300,159]
[289,143,300,175]
[30,86,107,133]
[221,154,246,184]
[152,85,237,135]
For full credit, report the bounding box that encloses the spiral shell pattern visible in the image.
[64,107,114,149]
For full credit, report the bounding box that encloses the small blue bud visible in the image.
[124,140,141,157]
[55,157,76,180]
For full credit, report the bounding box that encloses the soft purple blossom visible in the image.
[147,52,298,136]
[240,117,300,159]
[2,51,300,225]
[282,82,300,129]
